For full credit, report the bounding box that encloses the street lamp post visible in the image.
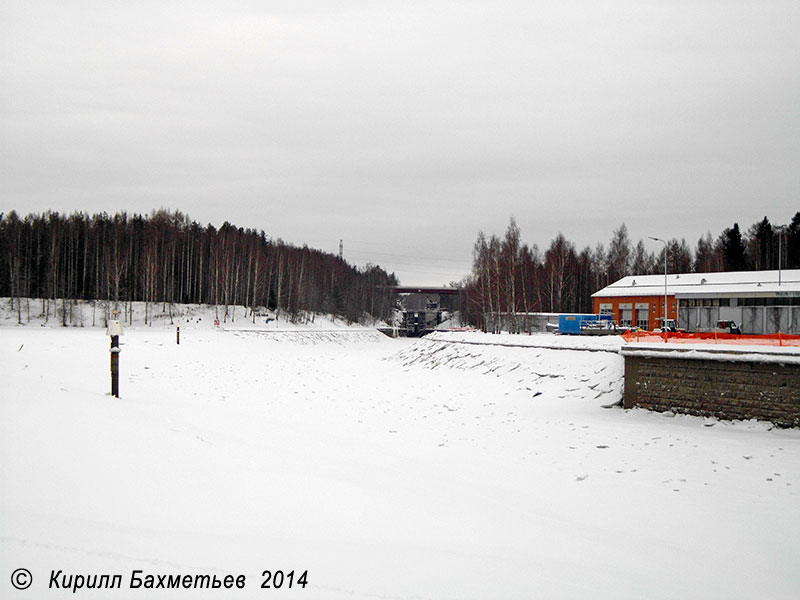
[649,237,668,342]
[776,225,786,286]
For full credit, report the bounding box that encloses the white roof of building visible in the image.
[592,269,800,299]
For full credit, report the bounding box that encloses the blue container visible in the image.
[558,314,608,335]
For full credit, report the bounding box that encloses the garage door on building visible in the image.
[619,303,633,327]
[635,302,649,330]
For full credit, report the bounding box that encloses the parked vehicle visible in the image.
[714,320,742,335]
[653,318,679,333]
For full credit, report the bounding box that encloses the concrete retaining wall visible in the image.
[622,346,800,427]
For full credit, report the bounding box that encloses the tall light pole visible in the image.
[776,225,786,286]
[649,237,668,339]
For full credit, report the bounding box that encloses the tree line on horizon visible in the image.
[462,212,800,329]
[2,207,798,331]
[0,209,398,326]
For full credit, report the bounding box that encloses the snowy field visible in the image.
[2,320,800,599]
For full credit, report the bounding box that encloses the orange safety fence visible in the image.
[621,330,800,347]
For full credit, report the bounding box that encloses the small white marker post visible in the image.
[107,312,124,397]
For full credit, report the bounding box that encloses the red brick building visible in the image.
[592,270,800,333]
[592,293,677,330]
[591,274,681,330]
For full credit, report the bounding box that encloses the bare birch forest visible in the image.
[0,209,397,325]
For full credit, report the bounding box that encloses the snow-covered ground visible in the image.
[1,322,799,599]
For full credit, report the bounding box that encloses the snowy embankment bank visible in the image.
[396,331,624,405]
[0,297,381,332]
[1,325,799,599]
[428,329,626,352]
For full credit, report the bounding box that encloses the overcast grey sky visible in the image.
[2,1,798,285]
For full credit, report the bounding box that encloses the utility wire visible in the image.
[345,246,471,264]
[291,237,472,277]
[345,251,471,269]
[352,263,469,277]
[304,237,471,264]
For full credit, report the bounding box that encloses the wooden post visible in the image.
[110,335,120,397]
[176,326,180,345]
[107,318,123,398]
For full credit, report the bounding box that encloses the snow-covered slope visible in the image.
[427,329,626,352]
[0,297,380,331]
[392,332,624,404]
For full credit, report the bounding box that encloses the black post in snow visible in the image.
[107,315,123,398]
[110,335,120,397]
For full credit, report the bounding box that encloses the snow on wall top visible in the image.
[621,343,800,364]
